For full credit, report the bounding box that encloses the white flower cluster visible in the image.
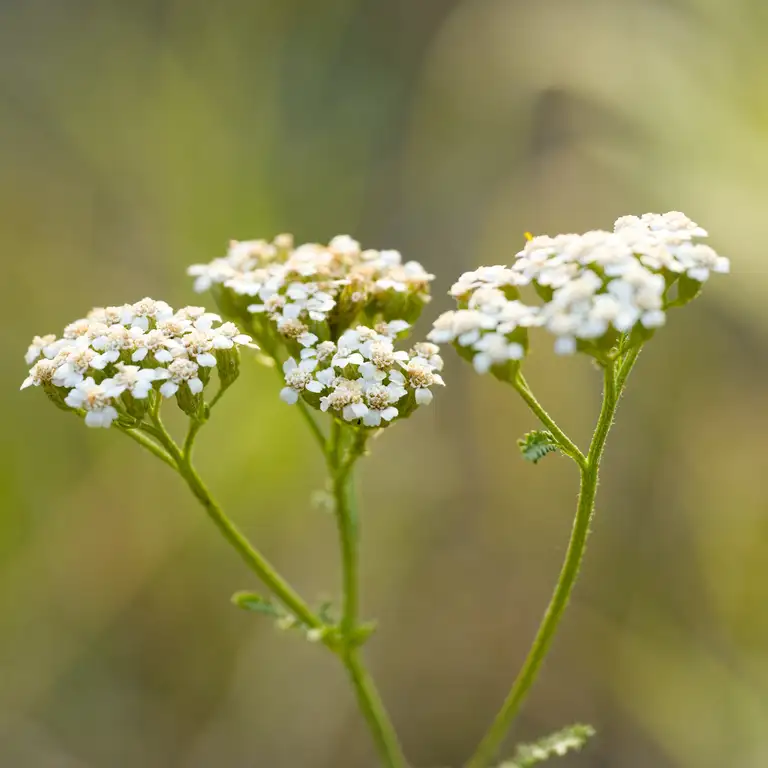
[188,234,434,347]
[279,323,444,428]
[430,211,730,370]
[21,299,253,427]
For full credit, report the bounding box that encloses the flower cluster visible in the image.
[189,233,445,428]
[430,211,730,372]
[279,324,444,428]
[188,234,434,354]
[21,299,253,427]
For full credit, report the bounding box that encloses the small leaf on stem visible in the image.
[231,591,281,617]
[518,430,559,464]
[499,724,595,767]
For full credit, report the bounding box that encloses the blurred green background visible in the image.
[2,1,767,766]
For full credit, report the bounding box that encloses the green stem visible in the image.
[208,384,229,411]
[343,648,406,768]
[118,425,178,470]
[466,364,619,768]
[327,421,406,768]
[183,418,204,460]
[179,457,324,631]
[146,408,323,632]
[329,421,359,636]
[616,345,641,394]
[296,398,327,450]
[513,374,587,469]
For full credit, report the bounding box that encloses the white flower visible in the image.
[129,298,174,330]
[87,305,133,326]
[156,317,193,337]
[553,336,577,355]
[91,324,138,365]
[362,339,409,369]
[470,333,525,374]
[25,335,58,365]
[177,330,217,367]
[188,233,435,351]
[357,362,388,382]
[450,265,523,299]
[409,342,443,371]
[52,346,100,387]
[402,359,445,399]
[21,358,58,389]
[132,329,178,364]
[64,377,120,428]
[329,235,361,256]
[375,319,410,338]
[331,346,365,369]
[210,321,254,349]
[301,340,336,362]
[280,357,323,404]
[284,283,337,322]
[314,368,337,389]
[427,310,497,345]
[111,364,159,399]
[319,378,366,419]
[157,359,203,398]
[361,383,400,426]
[297,331,319,348]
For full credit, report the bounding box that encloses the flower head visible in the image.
[188,233,435,364]
[280,325,444,429]
[431,211,729,375]
[21,299,253,427]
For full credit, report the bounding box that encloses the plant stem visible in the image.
[513,374,587,469]
[178,456,324,631]
[296,399,327,450]
[118,425,178,470]
[465,363,619,768]
[327,420,406,768]
[343,647,406,768]
[143,408,324,632]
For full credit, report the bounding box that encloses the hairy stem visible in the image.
[513,374,587,469]
[466,363,622,768]
[328,421,406,768]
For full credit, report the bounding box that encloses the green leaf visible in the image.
[518,430,559,464]
[499,724,595,768]
[231,591,281,618]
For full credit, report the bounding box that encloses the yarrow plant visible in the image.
[21,213,728,768]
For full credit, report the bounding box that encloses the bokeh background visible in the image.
[2,1,767,766]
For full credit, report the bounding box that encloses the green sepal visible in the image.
[215,346,240,390]
[674,274,703,306]
[533,282,554,302]
[489,359,521,385]
[625,320,656,349]
[518,430,559,464]
[211,284,250,324]
[123,391,149,420]
[175,384,203,418]
[43,384,73,412]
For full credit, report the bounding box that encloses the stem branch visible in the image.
[144,405,323,631]
[513,374,587,469]
[466,363,620,768]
